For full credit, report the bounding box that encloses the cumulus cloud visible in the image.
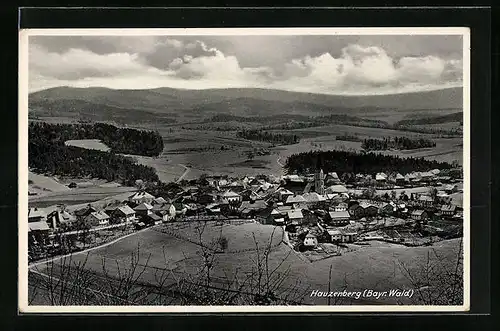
[28,37,463,95]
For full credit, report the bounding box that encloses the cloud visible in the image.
[28,38,463,95]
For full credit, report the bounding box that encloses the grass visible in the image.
[30,217,463,306]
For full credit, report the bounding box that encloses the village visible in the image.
[27,167,464,263]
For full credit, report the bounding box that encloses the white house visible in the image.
[129,191,155,205]
[221,190,242,203]
[87,211,110,227]
[303,233,318,248]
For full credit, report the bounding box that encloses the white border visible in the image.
[18,27,470,314]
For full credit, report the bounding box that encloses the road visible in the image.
[176,163,190,183]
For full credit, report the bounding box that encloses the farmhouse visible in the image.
[221,190,242,203]
[359,202,378,217]
[129,191,155,205]
[86,211,110,227]
[328,211,351,226]
[113,205,137,223]
[418,195,434,207]
[327,229,342,242]
[28,208,47,223]
[411,210,429,221]
[173,202,188,216]
[285,194,307,206]
[134,202,154,216]
[74,205,100,220]
[239,199,269,218]
[276,188,294,202]
[152,196,168,205]
[332,202,348,212]
[348,204,364,219]
[375,173,387,182]
[287,210,304,225]
[47,209,77,229]
[379,202,396,215]
[441,204,457,216]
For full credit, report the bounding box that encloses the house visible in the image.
[332,202,348,212]
[206,203,222,215]
[47,209,77,229]
[74,205,100,220]
[287,210,304,225]
[379,202,396,215]
[221,190,242,203]
[303,233,318,248]
[302,192,326,204]
[341,231,358,243]
[359,202,378,217]
[444,184,458,194]
[395,173,405,183]
[277,188,294,202]
[273,218,285,226]
[152,203,176,221]
[197,193,216,205]
[283,175,307,193]
[86,211,110,227]
[28,208,47,223]
[325,172,341,185]
[239,199,269,218]
[327,229,342,242]
[328,211,351,226]
[173,202,188,216]
[285,194,307,206]
[128,191,155,205]
[152,197,168,205]
[418,195,434,207]
[134,202,154,217]
[420,171,436,182]
[411,210,429,221]
[143,213,162,226]
[348,204,365,219]
[325,185,348,194]
[113,205,137,223]
[28,220,51,233]
[375,173,387,182]
[441,204,457,216]
[298,209,317,225]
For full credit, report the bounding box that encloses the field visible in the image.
[30,218,463,305]
[64,139,110,151]
[28,171,71,197]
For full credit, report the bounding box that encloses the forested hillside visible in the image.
[29,122,161,185]
[284,150,455,176]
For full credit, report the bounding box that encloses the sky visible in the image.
[28,34,464,95]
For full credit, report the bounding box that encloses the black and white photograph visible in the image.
[19,28,470,312]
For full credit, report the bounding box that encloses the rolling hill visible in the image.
[29,86,463,122]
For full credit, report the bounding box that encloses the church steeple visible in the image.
[314,155,325,195]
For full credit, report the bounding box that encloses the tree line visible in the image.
[361,136,436,151]
[237,129,300,145]
[284,150,454,176]
[29,122,164,157]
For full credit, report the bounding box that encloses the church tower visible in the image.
[314,168,325,195]
[314,155,325,195]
